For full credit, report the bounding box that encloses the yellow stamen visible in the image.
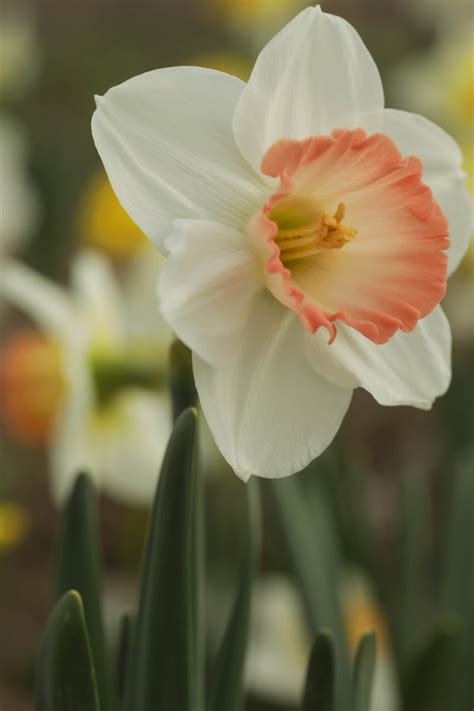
[274,201,357,264]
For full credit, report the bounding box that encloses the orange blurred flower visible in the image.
[0,331,65,443]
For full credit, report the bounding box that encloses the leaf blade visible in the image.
[300,630,335,711]
[268,475,351,710]
[208,479,261,711]
[124,408,204,711]
[352,630,377,711]
[36,590,100,711]
[53,473,112,711]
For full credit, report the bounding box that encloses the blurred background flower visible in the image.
[0,117,38,259]
[207,0,308,48]
[78,168,149,260]
[1,248,172,504]
[0,1,473,709]
[0,6,39,100]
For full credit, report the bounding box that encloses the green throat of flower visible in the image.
[269,198,357,264]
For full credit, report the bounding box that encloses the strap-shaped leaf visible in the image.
[124,408,204,711]
[208,479,260,711]
[352,631,376,711]
[116,609,134,704]
[53,473,112,711]
[402,621,459,711]
[440,461,474,711]
[169,339,197,420]
[36,590,100,711]
[269,476,351,710]
[392,474,429,671]
[300,630,335,711]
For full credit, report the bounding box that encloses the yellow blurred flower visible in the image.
[207,0,307,46]
[439,37,474,133]
[211,0,305,26]
[342,571,400,711]
[342,575,390,656]
[78,170,148,259]
[0,502,29,552]
[460,142,474,270]
[192,51,251,81]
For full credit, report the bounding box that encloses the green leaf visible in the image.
[124,408,204,711]
[300,630,335,711]
[392,474,429,672]
[53,473,112,711]
[402,621,459,711]
[169,339,197,420]
[440,460,474,711]
[209,479,261,711]
[268,475,351,711]
[352,631,376,711]
[36,590,100,711]
[116,609,134,704]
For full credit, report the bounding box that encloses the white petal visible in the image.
[0,117,38,252]
[123,245,172,352]
[308,306,451,410]
[0,259,75,341]
[50,350,97,503]
[233,6,384,172]
[158,219,261,366]
[71,250,124,348]
[381,109,473,276]
[92,67,267,253]
[193,293,353,481]
[95,389,172,505]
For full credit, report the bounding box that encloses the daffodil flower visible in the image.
[92,6,472,481]
[0,116,38,259]
[1,249,172,503]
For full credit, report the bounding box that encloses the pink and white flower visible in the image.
[92,6,472,481]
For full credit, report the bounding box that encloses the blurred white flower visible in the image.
[244,571,400,710]
[0,7,39,99]
[0,249,172,504]
[0,117,38,257]
[92,6,472,482]
[245,574,310,705]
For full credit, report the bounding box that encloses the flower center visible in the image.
[270,198,357,264]
[248,129,449,345]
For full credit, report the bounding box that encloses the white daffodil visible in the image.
[0,249,172,504]
[92,6,472,481]
[245,575,310,705]
[0,117,38,258]
[0,7,38,99]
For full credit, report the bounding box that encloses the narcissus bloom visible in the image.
[92,6,472,481]
[0,117,38,259]
[1,250,172,503]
